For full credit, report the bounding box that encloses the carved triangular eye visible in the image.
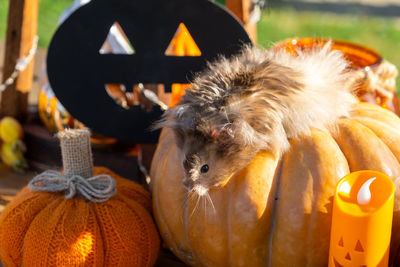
[99,22,135,55]
[355,240,364,252]
[165,23,201,56]
[338,236,344,247]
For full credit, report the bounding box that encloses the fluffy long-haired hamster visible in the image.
[154,43,356,195]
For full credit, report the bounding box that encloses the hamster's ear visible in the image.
[211,125,234,146]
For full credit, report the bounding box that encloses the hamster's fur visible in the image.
[155,43,356,194]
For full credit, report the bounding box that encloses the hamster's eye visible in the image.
[200,164,209,173]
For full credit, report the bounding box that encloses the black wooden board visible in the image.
[47,0,252,143]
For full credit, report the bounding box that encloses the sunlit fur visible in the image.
[155,43,356,193]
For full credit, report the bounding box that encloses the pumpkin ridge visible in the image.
[265,154,284,267]
[115,197,159,267]
[270,129,349,266]
[274,138,310,263]
[84,206,103,266]
[46,203,70,266]
[93,202,126,266]
[1,189,53,223]
[351,116,399,131]
[350,103,400,132]
[184,192,202,265]
[306,137,336,265]
[306,163,317,265]
[307,133,330,263]
[94,199,156,266]
[154,143,194,264]
[182,192,193,264]
[185,182,229,266]
[152,145,172,229]
[224,151,281,267]
[117,192,151,216]
[351,117,400,163]
[2,192,41,223]
[0,192,44,266]
[0,192,62,266]
[332,118,400,176]
[57,199,101,266]
[149,129,174,184]
[227,176,234,267]
[23,198,67,266]
[125,203,151,266]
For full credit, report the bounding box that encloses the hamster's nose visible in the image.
[182,178,193,189]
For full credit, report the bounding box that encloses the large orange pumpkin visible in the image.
[150,102,400,266]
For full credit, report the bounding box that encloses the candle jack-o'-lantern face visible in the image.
[332,236,367,267]
[47,0,251,143]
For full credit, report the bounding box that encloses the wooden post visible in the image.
[226,0,258,43]
[1,0,39,121]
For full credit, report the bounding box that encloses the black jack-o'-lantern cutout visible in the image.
[47,0,252,143]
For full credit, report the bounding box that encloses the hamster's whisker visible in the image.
[203,196,206,218]
[180,194,188,225]
[190,193,201,218]
[205,192,216,215]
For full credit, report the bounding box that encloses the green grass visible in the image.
[1,1,400,89]
[36,0,74,47]
[257,7,400,76]
[1,1,399,65]
[0,0,73,47]
[0,0,8,42]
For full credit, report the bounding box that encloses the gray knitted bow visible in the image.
[28,170,117,202]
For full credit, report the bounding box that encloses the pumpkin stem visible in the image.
[58,129,93,178]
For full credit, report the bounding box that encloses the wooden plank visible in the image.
[1,0,39,121]
[226,0,258,43]
[0,163,32,191]
[22,122,142,183]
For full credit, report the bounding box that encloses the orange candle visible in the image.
[329,170,394,267]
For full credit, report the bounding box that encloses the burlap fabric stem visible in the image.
[28,129,116,202]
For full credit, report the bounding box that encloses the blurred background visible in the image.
[1,0,400,96]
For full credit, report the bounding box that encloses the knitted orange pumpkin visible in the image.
[0,129,160,267]
[150,102,400,266]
